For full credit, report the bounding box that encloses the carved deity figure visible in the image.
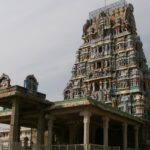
[0,74,11,89]
[112,99,117,108]
[24,75,38,92]
[83,19,92,35]
[135,94,143,101]
[64,82,73,99]
[134,94,145,117]
[98,89,103,101]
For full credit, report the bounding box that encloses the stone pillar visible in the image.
[91,125,96,144]
[103,116,109,150]
[95,62,97,69]
[80,111,91,150]
[143,124,150,146]
[102,61,104,68]
[100,81,102,89]
[141,125,146,146]
[47,116,55,149]
[69,125,74,144]
[9,99,20,149]
[134,126,139,150]
[109,79,111,89]
[122,122,127,150]
[37,111,45,149]
[48,120,53,146]
[92,82,95,92]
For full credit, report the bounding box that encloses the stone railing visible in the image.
[0,143,121,150]
[108,146,120,150]
[89,144,103,150]
[127,148,135,150]
[1,144,82,150]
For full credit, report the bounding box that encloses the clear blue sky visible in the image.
[0,0,149,101]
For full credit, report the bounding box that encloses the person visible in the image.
[23,137,30,150]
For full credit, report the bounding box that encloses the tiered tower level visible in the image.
[64,1,150,118]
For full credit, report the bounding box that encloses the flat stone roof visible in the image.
[0,85,46,99]
[0,97,143,126]
[48,97,142,124]
[0,85,51,107]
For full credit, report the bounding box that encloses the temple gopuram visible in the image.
[64,1,150,118]
[0,1,150,150]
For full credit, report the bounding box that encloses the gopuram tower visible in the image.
[64,1,150,118]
